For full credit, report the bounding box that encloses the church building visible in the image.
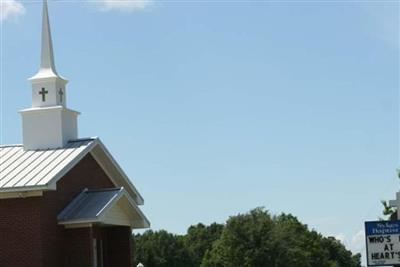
[0,1,150,266]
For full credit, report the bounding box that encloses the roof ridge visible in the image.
[0,137,97,148]
[0,144,23,148]
[68,137,98,143]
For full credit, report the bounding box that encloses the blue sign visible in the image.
[365,220,400,266]
[366,221,400,235]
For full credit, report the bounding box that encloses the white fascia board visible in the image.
[91,139,144,205]
[132,219,150,229]
[59,218,100,225]
[0,185,49,193]
[120,189,150,228]
[97,188,150,229]
[64,223,93,229]
[0,190,43,199]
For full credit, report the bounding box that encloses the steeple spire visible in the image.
[20,0,79,151]
[30,0,64,80]
[40,0,57,74]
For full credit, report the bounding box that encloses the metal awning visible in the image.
[58,187,149,229]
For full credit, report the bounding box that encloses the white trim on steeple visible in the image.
[20,0,79,150]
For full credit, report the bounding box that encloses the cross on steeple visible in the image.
[58,88,64,103]
[39,87,48,102]
[389,192,400,220]
[20,0,80,151]
[29,0,68,108]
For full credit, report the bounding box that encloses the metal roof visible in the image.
[58,187,150,228]
[0,138,95,191]
[0,137,144,206]
[58,188,123,222]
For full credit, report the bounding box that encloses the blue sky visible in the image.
[1,0,399,262]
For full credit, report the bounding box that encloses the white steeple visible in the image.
[37,0,57,77]
[19,0,79,151]
[29,0,68,107]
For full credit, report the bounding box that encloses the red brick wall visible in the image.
[40,153,114,267]
[63,227,93,267]
[106,226,133,267]
[0,196,43,267]
[0,152,135,267]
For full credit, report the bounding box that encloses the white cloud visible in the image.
[350,230,365,253]
[351,230,366,266]
[99,0,152,12]
[362,4,399,48]
[344,230,366,266]
[335,233,346,244]
[0,0,25,22]
[331,230,366,266]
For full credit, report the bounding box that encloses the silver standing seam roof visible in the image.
[0,138,94,190]
[58,188,123,222]
[0,137,149,227]
[0,137,144,206]
[57,187,150,228]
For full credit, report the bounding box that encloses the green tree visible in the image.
[201,208,361,267]
[133,208,361,267]
[379,169,399,220]
[321,237,361,267]
[134,230,191,267]
[184,223,224,266]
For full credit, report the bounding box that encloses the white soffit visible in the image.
[90,140,144,205]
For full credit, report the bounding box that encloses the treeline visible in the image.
[134,208,361,267]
